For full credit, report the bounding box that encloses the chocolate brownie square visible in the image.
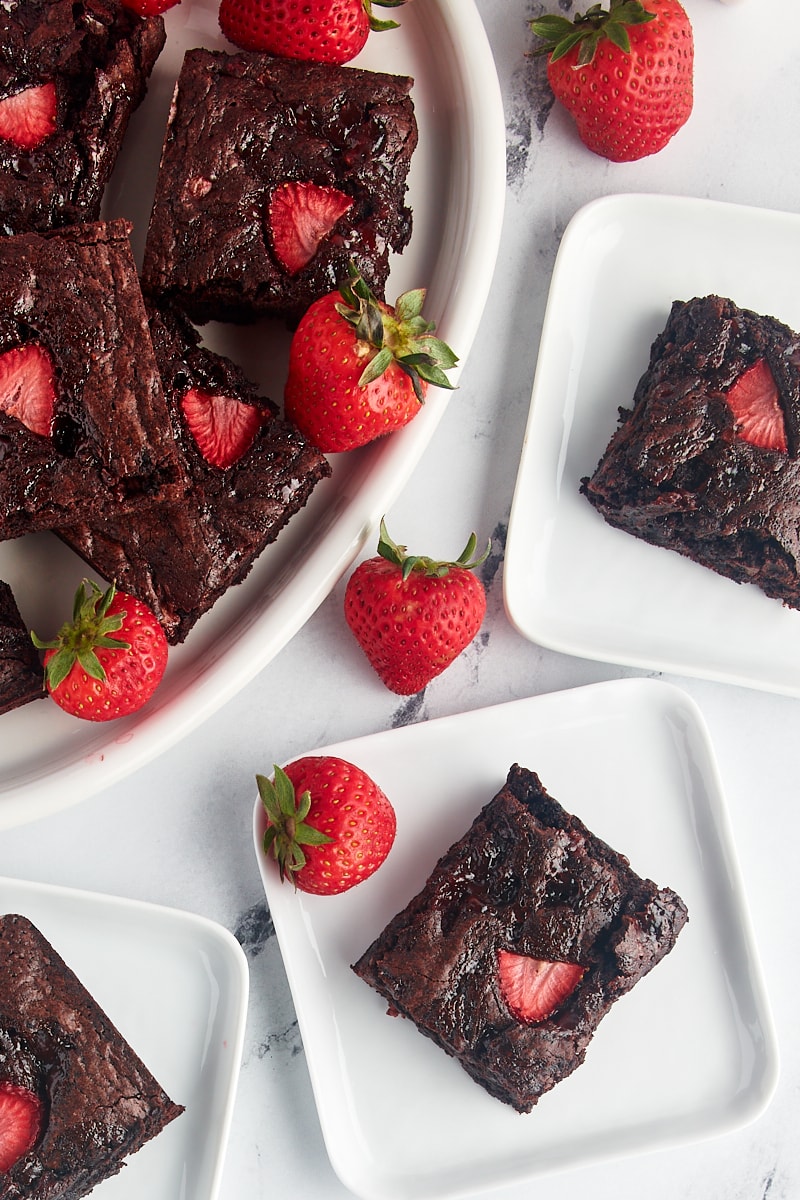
[352,765,688,1113]
[581,295,800,608]
[0,913,183,1198]
[141,49,417,325]
[58,300,331,643]
[0,0,165,237]
[0,580,43,716]
[0,218,185,541]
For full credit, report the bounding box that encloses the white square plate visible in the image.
[504,193,800,695]
[254,678,778,1200]
[0,877,248,1199]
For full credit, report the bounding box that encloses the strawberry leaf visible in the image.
[334,261,459,402]
[293,822,334,847]
[31,580,131,692]
[76,647,105,680]
[393,287,427,323]
[603,21,631,52]
[257,766,333,887]
[375,518,491,582]
[368,14,400,31]
[358,346,394,387]
[530,0,656,65]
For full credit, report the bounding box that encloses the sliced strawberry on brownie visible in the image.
[0,1081,43,1173]
[269,181,353,275]
[57,300,331,645]
[0,914,183,1196]
[0,0,165,236]
[0,83,57,152]
[582,295,800,609]
[122,0,181,14]
[0,220,185,541]
[724,358,787,452]
[140,50,416,325]
[497,950,585,1023]
[0,344,57,438]
[180,388,265,468]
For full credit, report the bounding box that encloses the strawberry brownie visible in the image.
[0,581,43,716]
[0,0,165,236]
[581,295,800,607]
[352,765,688,1113]
[0,218,184,541]
[58,300,331,643]
[141,49,417,325]
[0,913,183,1197]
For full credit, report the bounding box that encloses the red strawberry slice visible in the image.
[121,0,181,14]
[180,387,264,468]
[723,358,787,452]
[268,182,353,275]
[0,82,57,151]
[0,1082,42,1173]
[0,344,56,437]
[497,949,585,1023]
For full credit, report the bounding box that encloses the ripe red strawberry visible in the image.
[269,181,353,276]
[32,580,168,722]
[257,756,396,894]
[0,83,57,151]
[530,0,693,163]
[180,387,265,468]
[219,0,406,64]
[497,950,586,1023]
[344,520,489,695]
[284,266,458,453]
[724,358,787,452]
[0,344,56,437]
[0,1082,42,1173]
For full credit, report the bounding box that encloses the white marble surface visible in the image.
[2,1,800,1197]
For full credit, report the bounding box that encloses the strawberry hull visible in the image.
[0,0,165,236]
[58,300,331,645]
[0,220,185,540]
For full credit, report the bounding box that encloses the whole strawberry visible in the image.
[219,0,406,63]
[257,757,396,894]
[531,0,693,163]
[32,581,168,721]
[284,266,458,453]
[344,520,489,695]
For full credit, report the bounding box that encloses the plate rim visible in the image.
[0,0,507,828]
[0,873,249,1200]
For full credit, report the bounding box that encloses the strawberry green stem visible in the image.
[530,0,657,65]
[364,0,406,32]
[337,262,459,404]
[257,766,333,887]
[31,580,130,690]
[376,518,491,581]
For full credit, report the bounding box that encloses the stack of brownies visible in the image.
[0,0,420,713]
